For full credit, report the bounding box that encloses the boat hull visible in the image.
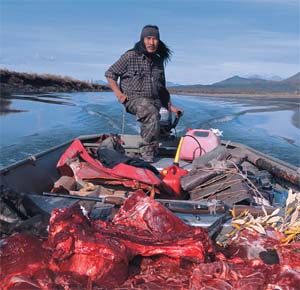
[1,133,299,196]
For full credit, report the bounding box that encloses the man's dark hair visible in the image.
[133,25,172,64]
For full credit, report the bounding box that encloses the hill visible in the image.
[282,72,300,83]
[169,73,300,95]
[212,75,268,86]
[0,69,111,96]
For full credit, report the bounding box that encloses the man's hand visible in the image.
[117,93,128,104]
[170,105,184,117]
[106,77,128,104]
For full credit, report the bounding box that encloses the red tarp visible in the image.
[57,139,163,189]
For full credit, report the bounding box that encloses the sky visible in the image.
[0,0,299,85]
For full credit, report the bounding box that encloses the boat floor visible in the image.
[118,134,193,170]
[152,157,193,171]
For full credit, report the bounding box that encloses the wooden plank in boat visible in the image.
[190,173,252,205]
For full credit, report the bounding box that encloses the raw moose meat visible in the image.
[122,256,191,289]
[43,190,214,288]
[220,228,300,270]
[0,234,48,290]
[1,190,300,289]
[274,242,300,271]
[190,259,300,290]
[93,189,215,263]
[45,204,131,288]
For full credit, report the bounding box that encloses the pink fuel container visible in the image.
[179,129,220,161]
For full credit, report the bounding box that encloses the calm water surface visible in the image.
[1,92,299,168]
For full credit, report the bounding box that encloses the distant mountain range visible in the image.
[243,74,283,81]
[168,72,300,94]
[96,73,299,94]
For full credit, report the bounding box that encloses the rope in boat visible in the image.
[121,106,126,135]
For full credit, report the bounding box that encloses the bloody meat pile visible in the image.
[1,190,299,290]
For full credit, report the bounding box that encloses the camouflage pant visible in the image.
[125,98,161,157]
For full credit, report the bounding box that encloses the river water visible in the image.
[1,92,299,168]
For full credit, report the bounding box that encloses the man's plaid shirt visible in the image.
[105,50,166,100]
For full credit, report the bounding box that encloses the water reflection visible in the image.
[0,98,27,115]
[1,94,75,110]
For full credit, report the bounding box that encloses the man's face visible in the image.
[144,36,159,54]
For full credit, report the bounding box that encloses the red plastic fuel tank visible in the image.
[161,164,188,198]
[179,129,220,161]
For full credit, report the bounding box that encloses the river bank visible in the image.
[0,69,111,97]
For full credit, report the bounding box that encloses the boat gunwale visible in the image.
[1,134,298,190]
[0,134,105,174]
[220,140,299,172]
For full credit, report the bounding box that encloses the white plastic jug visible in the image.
[179,129,220,161]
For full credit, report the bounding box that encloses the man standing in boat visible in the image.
[105,25,183,163]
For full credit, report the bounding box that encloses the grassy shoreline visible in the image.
[0,69,111,97]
